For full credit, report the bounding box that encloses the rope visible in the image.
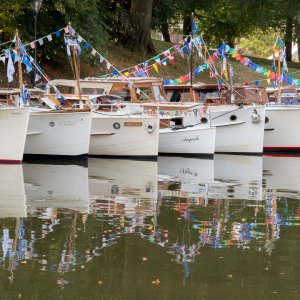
[69,26,154,102]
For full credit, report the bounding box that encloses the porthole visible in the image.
[49,122,55,127]
[200,117,208,124]
[265,117,269,124]
[113,122,121,130]
[230,115,237,121]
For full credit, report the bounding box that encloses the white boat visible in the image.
[89,112,159,158]
[159,124,215,156]
[0,88,92,157]
[209,105,266,154]
[24,162,89,214]
[25,109,92,157]
[164,84,266,154]
[0,164,27,217]
[48,79,160,158]
[88,157,158,217]
[264,105,300,153]
[0,107,30,163]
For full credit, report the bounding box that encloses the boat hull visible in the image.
[25,110,92,156]
[89,114,159,157]
[264,106,300,153]
[210,105,266,154]
[0,107,30,163]
[159,125,216,156]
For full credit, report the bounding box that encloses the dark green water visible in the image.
[0,155,299,300]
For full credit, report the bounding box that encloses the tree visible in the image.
[124,0,155,54]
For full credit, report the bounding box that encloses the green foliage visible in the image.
[236,29,276,57]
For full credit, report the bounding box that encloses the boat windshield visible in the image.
[81,87,105,95]
[280,91,300,105]
[111,87,131,101]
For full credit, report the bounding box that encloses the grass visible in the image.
[1,39,299,88]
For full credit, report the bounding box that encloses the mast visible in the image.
[72,46,82,102]
[190,12,194,101]
[68,23,82,103]
[277,31,281,101]
[15,30,23,101]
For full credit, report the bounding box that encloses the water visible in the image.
[0,155,299,300]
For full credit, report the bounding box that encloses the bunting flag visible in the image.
[91,49,96,56]
[153,63,158,73]
[192,21,198,35]
[21,54,33,73]
[47,34,52,42]
[38,38,44,46]
[175,44,185,59]
[164,50,174,61]
[153,55,161,65]
[22,85,30,105]
[7,51,15,83]
[0,56,5,64]
[30,42,35,49]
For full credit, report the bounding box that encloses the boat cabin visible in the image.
[164,83,268,105]
[48,77,166,103]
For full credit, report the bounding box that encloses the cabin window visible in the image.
[166,90,190,102]
[81,88,104,95]
[167,90,180,102]
[111,87,131,101]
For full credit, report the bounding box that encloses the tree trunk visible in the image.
[125,0,155,54]
[285,17,293,61]
[183,15,192,36]
[161,20,171,42]
[295,20,300,63]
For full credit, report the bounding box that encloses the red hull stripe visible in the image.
[264,146,300,149]
[0,159,22,164]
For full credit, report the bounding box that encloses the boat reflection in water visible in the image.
[89,158,158,218]
[23,162,89,214]
[214,154,263,200]
[158,154,262,201]
[0,165,26,218]
[263,155,300,197]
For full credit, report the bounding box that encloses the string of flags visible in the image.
[2,23,299,89]
[216,42,300,87]
[102,36,191,78]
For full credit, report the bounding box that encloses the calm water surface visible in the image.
[0,155,299,300]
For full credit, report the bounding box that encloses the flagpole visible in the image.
[277,31,281,101]
[15,30,23,101]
